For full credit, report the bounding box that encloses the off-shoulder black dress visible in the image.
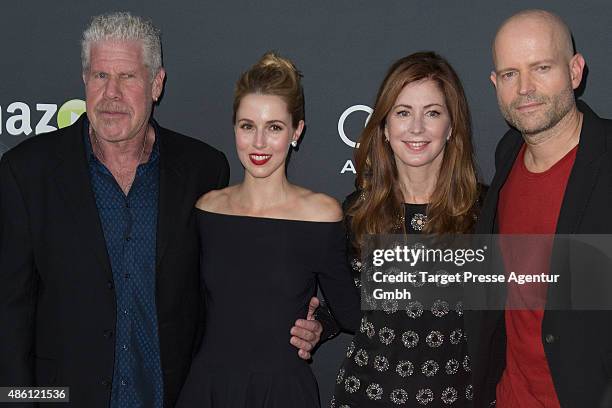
[177,209,361,408]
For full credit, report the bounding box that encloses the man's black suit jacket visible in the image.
[465,101,612,407]
[0,115,229,407]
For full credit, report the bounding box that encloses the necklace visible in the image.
[92,130,148,194]
[92,129,148,165]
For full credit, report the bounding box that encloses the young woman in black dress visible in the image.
[176,52,361,407]
[331,52,484,407]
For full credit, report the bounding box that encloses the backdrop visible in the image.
[1,0,611,404]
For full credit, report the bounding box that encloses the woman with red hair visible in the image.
[332,51,485,407]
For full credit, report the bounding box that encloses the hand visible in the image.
[290,297,323,360]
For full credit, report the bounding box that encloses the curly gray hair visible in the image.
[81,11,162,79]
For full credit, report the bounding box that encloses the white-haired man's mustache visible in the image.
[95,104,130,114]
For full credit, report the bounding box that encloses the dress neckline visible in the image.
[195,207,343,225]
[404,202,428,208]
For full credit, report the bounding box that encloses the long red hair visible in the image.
[348,51,479,250]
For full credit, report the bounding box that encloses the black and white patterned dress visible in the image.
[331,203,473,407]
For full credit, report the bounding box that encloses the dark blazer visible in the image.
[0,115,229,407]
[465,101,612,407]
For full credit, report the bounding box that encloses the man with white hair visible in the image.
[0,12,320,407]
[466,9,612,408]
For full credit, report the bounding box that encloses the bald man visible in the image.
[465,9,612,408]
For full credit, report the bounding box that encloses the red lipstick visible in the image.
[249,153,272,165]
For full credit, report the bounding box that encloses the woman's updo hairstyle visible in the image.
[233,51,305,128]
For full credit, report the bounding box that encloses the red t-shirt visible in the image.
[495,143,577,407]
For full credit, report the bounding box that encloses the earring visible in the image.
[291,140,298,147]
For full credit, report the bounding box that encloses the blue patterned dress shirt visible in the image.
[84,120,164,408]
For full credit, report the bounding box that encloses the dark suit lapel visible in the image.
[156,128,186,271]
[546,102,607,341]
[53,116,112,276]
[556,102,607,234]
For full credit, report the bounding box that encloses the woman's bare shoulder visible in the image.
[295,187,343,222]
[195,185,237,212]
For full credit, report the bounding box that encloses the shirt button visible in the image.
[101,379,111,388]
[125,236,131,242]
[544,334,556,344]
[123,309,129,316]
[122,344,128,351]
[121,379,129,386]
[104,330,113,339]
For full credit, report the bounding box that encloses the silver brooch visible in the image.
[441,387,459,404]
[416,388,434,405]
[378,327,395,345]
[446,358,460,375]
[406,301,424,319]
[390,389,408,404]
[382,298,399,314]
[431,299,450,317]
[401,330,419,348]
[350,258,363,272]
[421,360,439,377]
[344,376,361,393]
[435,270,451,288]
[354,349,369,367]
[336,368,345,384]
[426,330,444,348]
[410,213,428,231]
[366,383,383,400]
[359,317,375,338]
[359,316,368,331]
[455,301,464,316]
[395,360,414,378]
[373,355,390,372]
[450,329,463,345]
[466,384,474,401]
[463,355,471,372]
[346,341,355,358]
[364,322,375,338]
